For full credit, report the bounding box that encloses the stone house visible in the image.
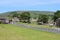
[0,18,9,24]
[31,18,38,22]
[55,18,60,27]
[12,17,19,22]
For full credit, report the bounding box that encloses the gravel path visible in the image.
[13,23,60,34]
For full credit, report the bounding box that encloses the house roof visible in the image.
[0,17,7,20]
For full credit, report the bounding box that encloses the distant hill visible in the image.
[0,11,54,18]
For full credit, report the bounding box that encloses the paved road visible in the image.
[13,23,60,34]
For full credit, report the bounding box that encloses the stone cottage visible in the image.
[12,17,19,22]
[0,18,9,24]
[55,18,60,27]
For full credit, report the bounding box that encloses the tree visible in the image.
[12,12,19,17]
[52,10,60,27]
[37,14,49,24]
[20,12,31,23]
[37,14,43,22]
[42,14,49,23]
[8,11,17,17]
[53,10,60,22]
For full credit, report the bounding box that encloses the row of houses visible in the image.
[0,17,60,27]
[0,17,19,24]
[0,17,38,24]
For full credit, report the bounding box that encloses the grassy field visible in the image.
[0,24,60,40]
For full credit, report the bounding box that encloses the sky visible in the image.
[0,0,60,13]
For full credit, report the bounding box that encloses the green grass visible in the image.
[0,24,60,40]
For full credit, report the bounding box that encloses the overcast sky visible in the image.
[0,0,60,13]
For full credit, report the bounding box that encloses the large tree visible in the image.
[37,14,49,23]
[53,10,60,22]
[20,12,31,23]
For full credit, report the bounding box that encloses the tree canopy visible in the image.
[53,10,60,22]
[20,12,31,23]
[37,14,49,23]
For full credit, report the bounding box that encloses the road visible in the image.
[13,22,60,34]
